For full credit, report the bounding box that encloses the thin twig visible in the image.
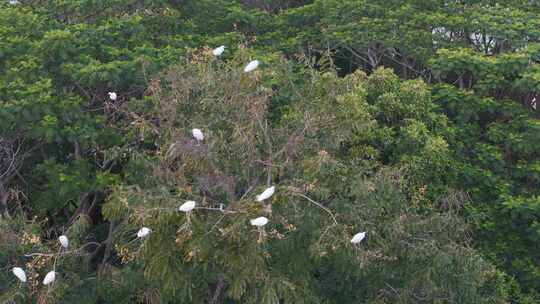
[204,215,227,236]
[255,115,273,187]
[24,242,100,257]
[289,188,338,225]
[239,185,254,200]
[195,207,243,214]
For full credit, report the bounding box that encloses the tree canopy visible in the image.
[1,1,539,303]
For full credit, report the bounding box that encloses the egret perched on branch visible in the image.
[192,128,204,142]
[179,200,196,227]
[58,235,69,248]
[250,216,269,243]
[179,200,196,212]
[108,92,117,101]
[250,217,269,227]
[244,60,259,73]
[43,271,56,285]
[256,186,275,202]
[212,45,225,56]
[137,227,152,238]
[12,267,26,283]
[350,232,366,244]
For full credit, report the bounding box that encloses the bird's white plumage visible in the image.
[212,45,225,56]
[42,271,56,285]
[179,200,196,212]
[58,235,69,248]
[192,128,204,141]
[137,227,152,238]
[243,60,259,73]
[256,186,275,202]
[12,267,26,282]
[250,216,269,227]
[8,0,19,5]
[350,232,366,244]
[108,92,117,101]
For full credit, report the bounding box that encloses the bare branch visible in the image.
[288,187,338,225]
[24,242,101,257]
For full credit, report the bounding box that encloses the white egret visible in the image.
[42,271,56,285]
[137,227,152,238]
[12,267,26,283]
[179,200,196,212]
[350,232,366,244]
[250,216,269,243]
[250,216,269,227]
[108,92,117,101]
[243,60,259,73]
[212,45,225,56]
[179,200,196,227]
[58,235,69,248]
[256,186,275,202]
[192,128,204,141]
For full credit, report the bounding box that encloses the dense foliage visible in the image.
[0,0,538,303]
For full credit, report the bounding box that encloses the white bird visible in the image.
[256,186,275,202]
[137,227,152,238]
[42,271,56,285]
[243,60,259,73]
[250,216,269,227]
[350,232,366,244]
[192,128,204,141]
[212,45,225,56]
[12,267,26,283]
[8,0,19,5]
[58,235,69,248]
[179,200,196,212]
[108,92,117,101]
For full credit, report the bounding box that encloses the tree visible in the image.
[1,0,539,301]
[96,53,508,303]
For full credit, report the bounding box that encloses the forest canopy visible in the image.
[0,1,539,303]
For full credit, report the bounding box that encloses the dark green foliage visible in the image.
[1,0,539,303]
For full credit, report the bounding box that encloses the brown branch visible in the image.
[209,275,226,304]
[255,115,273,187]
[101,220,117,265]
